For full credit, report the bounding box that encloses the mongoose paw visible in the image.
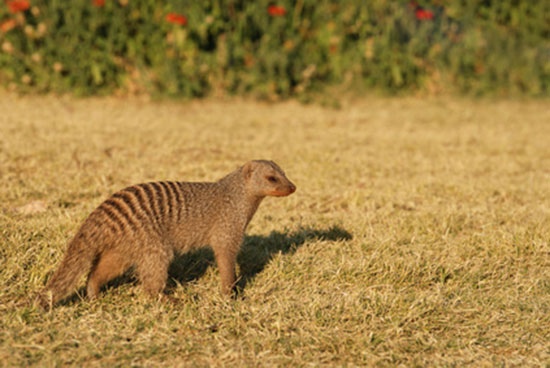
[35,292,53,311]
[160,293,183,305]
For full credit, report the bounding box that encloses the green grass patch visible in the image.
[0,1,549,97]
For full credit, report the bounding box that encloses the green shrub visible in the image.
[0,0,548,97]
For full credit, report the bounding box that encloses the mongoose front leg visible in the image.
[213,246,239,296]
[86,250,129,299]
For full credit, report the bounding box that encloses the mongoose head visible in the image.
[242,160,296,198]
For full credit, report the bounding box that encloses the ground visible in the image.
[1,92,549,366]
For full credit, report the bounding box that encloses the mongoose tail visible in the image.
[38,231,97,309]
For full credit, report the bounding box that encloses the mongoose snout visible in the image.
[38,159,295,309]
[268,183,296,197]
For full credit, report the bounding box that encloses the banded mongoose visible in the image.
[38,160,296,309]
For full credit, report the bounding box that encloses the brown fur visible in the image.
[38,160,295,309]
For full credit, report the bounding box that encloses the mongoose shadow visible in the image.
[102,225,351,298]
[59,225,351,304]
[235,225,352,292]
[168,224,353,293]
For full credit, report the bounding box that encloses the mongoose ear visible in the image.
[269,160,281,171]
[242,161,254,180]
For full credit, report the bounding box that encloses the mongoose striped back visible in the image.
[97,181,203,235]
[38,160,296,309]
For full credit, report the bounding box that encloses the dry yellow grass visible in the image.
[1,92,550,366]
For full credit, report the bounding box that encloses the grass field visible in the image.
[1,92,550,366]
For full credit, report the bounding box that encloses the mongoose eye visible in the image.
[267,176,278,183]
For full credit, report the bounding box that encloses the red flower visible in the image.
[7,0,30,13]
[1,19,17,32]
[268,5,286,17]
[166,13,187,26]
[415,9,434,20]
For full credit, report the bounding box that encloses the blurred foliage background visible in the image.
[0,0,549,99]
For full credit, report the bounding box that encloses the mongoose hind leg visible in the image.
[87,250,130,299]
[135,245,174,299]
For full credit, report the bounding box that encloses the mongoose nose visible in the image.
[289,184,296,193]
